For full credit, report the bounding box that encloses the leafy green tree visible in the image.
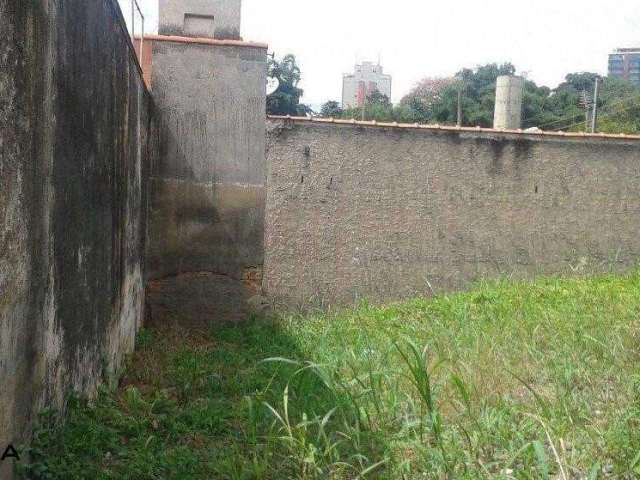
[320,101,343,118]
[401,63,518,127]
[341,90,395,122]
[526,72,599,131]
[528,73,640,133]
[322,61,640,134]
[363,91,395,121]
[594,77,640,133]
[453,63,516,127]
[397,77,457,123]
[267,54,311,116]
[521,81,556,128]
[557,72,601,94]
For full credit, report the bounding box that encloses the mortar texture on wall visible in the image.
[0,0,156,474]
[264,120,640,307]
[147,38,267,283]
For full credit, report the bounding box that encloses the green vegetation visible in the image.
[267,54,311,117]
[320,63,640,134]
[20,273,640,479]
[320,100,344,118]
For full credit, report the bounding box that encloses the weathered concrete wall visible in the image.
[159,0,242,39]
[147,38,267,283]
[265,120,640,307]
[0,0,156,471]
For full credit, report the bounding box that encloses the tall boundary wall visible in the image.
[0,0,157,471]
[145,35,267,287]
[265,118,640,307]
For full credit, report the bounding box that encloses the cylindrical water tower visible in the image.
[493,75,525,130]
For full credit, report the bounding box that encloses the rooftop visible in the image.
[612,48,640,54]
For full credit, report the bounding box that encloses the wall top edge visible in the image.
[109,0,151,95]
[137,34,268,49]
[267,115,640,142]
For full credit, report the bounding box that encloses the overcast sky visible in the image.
[133,0,639,107]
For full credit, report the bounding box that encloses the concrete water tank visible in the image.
[159,0,242,39]
[493,75,525,130]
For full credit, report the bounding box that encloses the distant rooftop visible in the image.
[612,48,640,54]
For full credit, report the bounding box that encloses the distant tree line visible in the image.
[267,55,640,134]
[320,63,640,134]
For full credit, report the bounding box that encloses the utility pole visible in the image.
[457,88,462,127]
[579,90,592,132]
[131,0,135,38]
[591,78,600,133]
[457,82,463,127]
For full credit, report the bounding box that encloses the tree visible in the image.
[594,77,640,133]
[526,72,640,133]
[557,72,601,94]
[454,63,517,127]
[397,77,457,123]
[407,63,589,130]
[320,101,343,118]
[341,90,395,122]
[363,90,394,121]
[406,63,519,127]
[267,54,311,116]
[320,61,640,133]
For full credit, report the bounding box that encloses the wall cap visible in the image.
[267,115,640,141]
[137,34,268,49]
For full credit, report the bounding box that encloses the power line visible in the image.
[530,111,586,130]
[552,109,624,133]
[578,98,640,124]
[552,97,640,132]
[525,91,640,130]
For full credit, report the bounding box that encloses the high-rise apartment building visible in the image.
[608,48,640,86]
[342,62,392,109]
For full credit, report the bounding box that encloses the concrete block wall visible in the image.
[159,0,242,40]
[0,0,156,473]
[264,120,640,307]
[146,37,268,284]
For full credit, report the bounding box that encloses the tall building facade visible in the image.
[342,62,392,109]
[608,48,640,86]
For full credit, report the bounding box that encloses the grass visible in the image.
[19,272,640,479]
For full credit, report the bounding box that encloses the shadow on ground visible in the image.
[145,272,259,329]
[18,273,343,479]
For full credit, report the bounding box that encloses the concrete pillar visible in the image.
[159,0,242,39]
[493,75,524,130]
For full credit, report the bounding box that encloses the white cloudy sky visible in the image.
[132,0,639,107]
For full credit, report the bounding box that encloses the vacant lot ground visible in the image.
[20,273,640,479]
